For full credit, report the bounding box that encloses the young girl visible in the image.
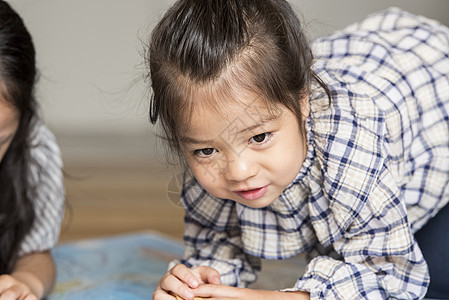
[0,1,65,299]
[148,0,449,299]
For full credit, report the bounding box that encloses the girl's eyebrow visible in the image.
[180,136,214,145]
[238,114,279,134]
[239,122,267,135]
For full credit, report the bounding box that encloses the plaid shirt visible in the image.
[174,7,449,299]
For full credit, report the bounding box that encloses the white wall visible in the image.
[11,1,172,136]
[10,0,449,162]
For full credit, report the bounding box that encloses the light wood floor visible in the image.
[59,162,185,243]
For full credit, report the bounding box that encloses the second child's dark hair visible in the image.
[0,0,38,273]
[148,0,329,158]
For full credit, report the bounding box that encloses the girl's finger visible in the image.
[0,275,15,293]
[192,266,220,284]
[0,287,21,300]
[159,274,196,300]
[153,287,177,300]
[23,293,39,300]
[170,264,200,288]
[204,269,221,285]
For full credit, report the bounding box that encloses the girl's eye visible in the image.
[194,148,217,157]
[249,132,271,144]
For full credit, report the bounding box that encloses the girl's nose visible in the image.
[222,152,258,182]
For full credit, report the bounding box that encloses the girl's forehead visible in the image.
[186,86,280,124]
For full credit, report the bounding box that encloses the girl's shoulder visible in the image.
[312,7,449,65]
[26,120,63,191]
[314,7,448,47]
[343,7,448,36]
[29,119,58,147]
[29,120,62,167]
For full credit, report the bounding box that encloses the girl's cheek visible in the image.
[190,164,220,189]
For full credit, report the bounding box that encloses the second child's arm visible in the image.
[0,250,57,299]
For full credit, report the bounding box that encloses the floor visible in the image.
[59,161,185,243]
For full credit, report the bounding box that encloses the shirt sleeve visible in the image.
[168,171,261,287]
[285,74,429,298]
[288,165,429,299]
[19,122,65,255]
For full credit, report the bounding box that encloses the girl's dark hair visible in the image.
[147,0,330,158]
[0,0,38,273]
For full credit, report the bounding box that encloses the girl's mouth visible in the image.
[236,186,268,200]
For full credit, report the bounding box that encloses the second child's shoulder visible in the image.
[344,7,418,32]
[322,7,437,39]
[313,7,447,53]
[29,119,62,164]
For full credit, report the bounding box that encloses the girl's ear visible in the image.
[300,92,310,121]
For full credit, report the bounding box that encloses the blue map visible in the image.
[49,232,185,300]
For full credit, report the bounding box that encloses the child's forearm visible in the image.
[11,251,56,298]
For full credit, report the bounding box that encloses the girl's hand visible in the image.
[153,264,221,300]
[0,274,39,300]
[193,284,310,300]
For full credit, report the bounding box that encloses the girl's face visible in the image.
[181,90,308,208]
[0,98,19,163]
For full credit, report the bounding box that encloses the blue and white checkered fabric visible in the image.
[173,7,449,299]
